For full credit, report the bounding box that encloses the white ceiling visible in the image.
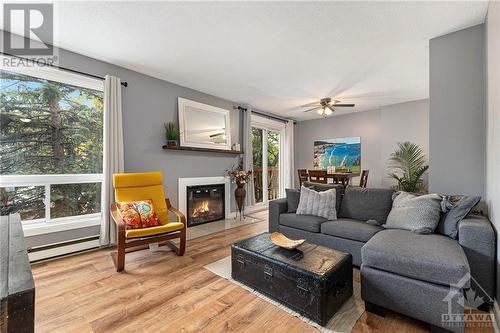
[3,1,489,120]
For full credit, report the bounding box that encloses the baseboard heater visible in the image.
[28,236,101,262]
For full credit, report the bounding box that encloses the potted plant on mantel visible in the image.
[164,122,179,147]
[226,165,252,220]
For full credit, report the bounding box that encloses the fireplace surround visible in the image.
[178,176,232,227]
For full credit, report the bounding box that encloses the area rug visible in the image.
[204,256,364,333]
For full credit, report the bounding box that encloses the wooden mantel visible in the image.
[162,145,243,155]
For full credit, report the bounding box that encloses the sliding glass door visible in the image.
[252,128,264,203]
[267,130,281,201]
[251,116,285,205]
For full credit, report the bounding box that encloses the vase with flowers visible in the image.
[226,165,252,220]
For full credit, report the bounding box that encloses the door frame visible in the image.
[251,115,286,207]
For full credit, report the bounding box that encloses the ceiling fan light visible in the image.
[324,108,333,115]
[317,109,324,115]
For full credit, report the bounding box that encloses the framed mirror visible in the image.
[178,97,231,150]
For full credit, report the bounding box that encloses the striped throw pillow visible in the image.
[296,186,337,220]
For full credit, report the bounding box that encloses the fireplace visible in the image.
[186,184,225,227]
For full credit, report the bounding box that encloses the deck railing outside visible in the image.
[252,166,279,202]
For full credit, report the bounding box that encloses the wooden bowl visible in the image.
[270,232,305,250]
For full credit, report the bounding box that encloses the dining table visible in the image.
[324,171,360,185]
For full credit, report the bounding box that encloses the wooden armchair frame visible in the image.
[110,198,186,272]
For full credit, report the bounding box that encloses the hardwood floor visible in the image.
[31,212,494,333]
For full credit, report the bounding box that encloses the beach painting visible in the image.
[313,137,361,173]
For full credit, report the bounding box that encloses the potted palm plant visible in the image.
[164,122,179,146]
[387,142,429,193]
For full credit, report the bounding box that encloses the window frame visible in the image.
[1,58,105,235]
[0,55,104,91]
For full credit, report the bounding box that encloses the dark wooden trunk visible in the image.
[0,214,35,333]
[231,233,352,325]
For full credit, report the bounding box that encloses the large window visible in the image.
[0,64,104,230]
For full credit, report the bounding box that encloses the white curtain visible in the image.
[100,75,124,246]
[284,120,295,189]
[243,109,256,207]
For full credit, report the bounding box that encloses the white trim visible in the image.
[28,238,100,262]
[1,55,104,91]
[45,183,51,220]
[251,114,286,131]
[263,128,269,202]
[284,120,295,189]
[178,97,232,151]
[22,214,101,237]
[278,127,285,197]
[0,174,103,187]
[178,176,231,220]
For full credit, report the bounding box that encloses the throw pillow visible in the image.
[116,200,162,229]
[303,181,345,212]
[296,186,337,220]
[384,192,444,233]
[338,186,394,223]
[285,188,301,213]
[437,195,481,239]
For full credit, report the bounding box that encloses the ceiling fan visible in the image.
[302,98,355,117]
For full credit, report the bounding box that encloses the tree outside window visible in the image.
[251,127,281,202]
[0,70,104,220]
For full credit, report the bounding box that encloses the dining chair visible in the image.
[359,169,369,188]
[297,169,309,187]
[308,170,328,184]
[333,174,350,186]
[111,171,186,272]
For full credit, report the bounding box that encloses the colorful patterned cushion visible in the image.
[116,200,162,229]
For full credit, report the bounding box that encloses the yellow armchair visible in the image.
[110,172,186,272]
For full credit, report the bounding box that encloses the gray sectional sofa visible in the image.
[269,182,495,333]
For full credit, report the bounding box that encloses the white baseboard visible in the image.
[28,238,100,262]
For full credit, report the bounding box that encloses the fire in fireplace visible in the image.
[186,184,225,227]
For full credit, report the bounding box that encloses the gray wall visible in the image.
[295,110,383,187]
[429,24,486,197]
[485,1,500,303]
[59,46,242,209]
[3,31,243,247]
[294,99,429,189]
[380,100,430,188]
